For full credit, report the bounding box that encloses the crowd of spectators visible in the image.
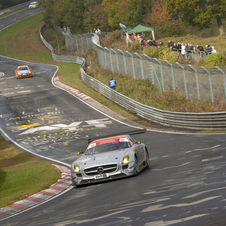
[128,33,217,60]
[167,40,217,60]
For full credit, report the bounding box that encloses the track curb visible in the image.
[0,165,72,220]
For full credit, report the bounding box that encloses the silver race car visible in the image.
[71,129,149,186]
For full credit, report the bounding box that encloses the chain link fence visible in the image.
[55,25,226,104]
[40,24,226,130]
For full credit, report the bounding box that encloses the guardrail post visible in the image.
[126,51,136,79]
[188,64,200,100]
[164,60,175,92]
[111,48,120,74]
[201,66,214,103]
[135,53,144,79]
[105,47,113,72]
[118,49,127,75]
[215,66,226,100]
[154,58,165,92]
[176,62,188,99]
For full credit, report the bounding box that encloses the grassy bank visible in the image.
[0,136,61,208]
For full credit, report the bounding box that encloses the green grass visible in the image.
[0,136,61,208]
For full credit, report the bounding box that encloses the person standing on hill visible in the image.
[109,77,116,90]
[196,44,204,59]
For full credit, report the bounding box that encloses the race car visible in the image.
[71,129,149,186]
[28,1,39,9]
[15,65,32,79]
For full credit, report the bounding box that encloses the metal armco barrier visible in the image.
[40,24,226,131]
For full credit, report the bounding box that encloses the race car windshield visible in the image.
[18,67,29,70]
[86,141,131,155]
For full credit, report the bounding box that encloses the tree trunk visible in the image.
[217,16,224,36]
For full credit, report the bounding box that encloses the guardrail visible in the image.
[40,24,226,131]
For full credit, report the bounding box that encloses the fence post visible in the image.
[215,66,226,100]
[143,54,155,85]
[73,35,78,51]
[154,58,165,92]
[164,60,175,92]
[135,53,144,79]
[83,34,89,50]
[105,47,113,72]
[110,49,120,74]
[176,62,188,99]
[78,34,84,52]
[188,64,200,100]
[126,51,136,79]
[118,49,127,75]
[201,66,214,103]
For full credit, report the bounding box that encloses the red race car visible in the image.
[15,65,32,79]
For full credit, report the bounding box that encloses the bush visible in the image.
[143,46,179,62]
[205,52,226,67]
[128,41,141,52]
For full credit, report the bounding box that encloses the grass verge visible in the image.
[0,136,61,208]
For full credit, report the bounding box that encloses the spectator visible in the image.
[185,43,189,57]
[133,33,137,41]
[181,43,186,58]
[167,40,174,50]
[187,43,194,60]
[205,45,212,55]
[129,33,134,41]
[158,41,164,47]
[140,38,145,51]
[141,32,145,39]
[196,44,204,59]
[172,43,178,52]
[177,42,181,55]
[109,77,116,90]
[211,46,217,53]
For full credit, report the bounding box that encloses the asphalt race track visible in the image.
[1,7,226,226]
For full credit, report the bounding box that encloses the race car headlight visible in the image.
[74,164,80,172]
[122,155,130,164]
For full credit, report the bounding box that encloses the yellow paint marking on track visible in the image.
[16,126,109,142]
[12,123,41,130]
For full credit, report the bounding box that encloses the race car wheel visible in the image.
[134,156,139,175]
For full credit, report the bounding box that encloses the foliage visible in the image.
[145,0,179,38]
[164,0,226,36]
[205,52,226,67]
[143,46,179,62]
[128,41,141,52]
[102,0,130,29]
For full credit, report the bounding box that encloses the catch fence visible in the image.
[40,24,226,130]
[58,25,226,104]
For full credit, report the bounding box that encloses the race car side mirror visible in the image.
[30,68,32,70]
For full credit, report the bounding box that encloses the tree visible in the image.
[102,0,129,29]
[164,0,226,36]
[146,0,178,38]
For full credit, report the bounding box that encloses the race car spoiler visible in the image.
[88,128,147,144]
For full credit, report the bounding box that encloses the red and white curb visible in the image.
[53,76,91,101]
[0,164,72,219]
